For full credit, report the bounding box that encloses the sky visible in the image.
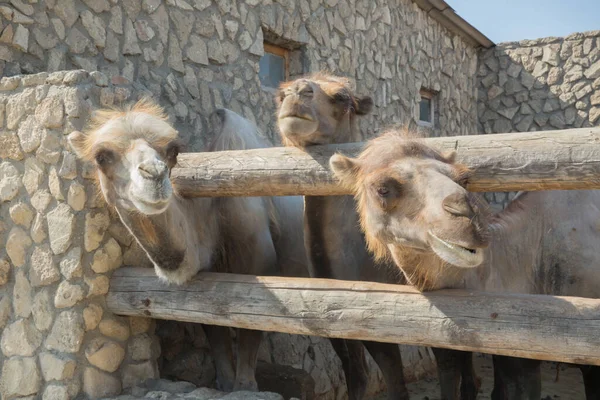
[448,0,600,44]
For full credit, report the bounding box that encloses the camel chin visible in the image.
[129,177,173,215]
[131,196,170,215]
[278,116,319,138]
[428,231,484,269]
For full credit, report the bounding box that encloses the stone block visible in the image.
[0,161,22,201]
[39,352,76,381]
[85,210,110,252]
[54,280,85,308]
[99,317,131,341]
[83,367,122,398]
[45,310,85,353]
[83,303,104,331]
[91,238,123,273]
[30,244,60,287]
[86,337,126,372]
[42,384,69,400]
[1,318,42,357]
[13,268,33,317]
[47,203,75,254]
[10,201,34,227]
[6,226,32,267]
[0,357,41,398]
[32,288,54,331]
[59,246,82,279]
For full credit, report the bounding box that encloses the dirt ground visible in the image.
[376,354,585,399]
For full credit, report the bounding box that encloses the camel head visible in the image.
[330,130,490,271]
[68,98,181,216]
[276,72,373,147]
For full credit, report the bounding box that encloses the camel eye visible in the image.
[300,87,314,96]
[331,92,348,105]
[94,149,115,167]
[376,186,389,197]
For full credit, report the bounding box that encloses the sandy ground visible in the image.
[376,354,585,400]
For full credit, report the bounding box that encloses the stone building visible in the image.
[0,1,491,399]
[0,0,599,399]
[477,30,600,209]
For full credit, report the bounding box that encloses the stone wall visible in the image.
[477,30,600,210]
[0,71,162,399]
[0,0,479,143]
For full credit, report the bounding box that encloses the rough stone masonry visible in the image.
[0,71,164,400]
[0,0,483,398]
[477,30,600,211]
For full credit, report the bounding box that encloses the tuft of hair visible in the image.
[73,97,176,162]
[356,127,467,174]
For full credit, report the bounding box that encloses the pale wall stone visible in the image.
[0,357,42,398]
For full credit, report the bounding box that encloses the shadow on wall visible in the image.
[476,31,600,211]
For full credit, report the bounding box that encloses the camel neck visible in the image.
[114,196,217,284]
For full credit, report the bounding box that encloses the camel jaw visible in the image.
[428,231,484,269]
[278,116,319,138]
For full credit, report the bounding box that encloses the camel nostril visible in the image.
[138,161,168,180]
[443,193,473,218]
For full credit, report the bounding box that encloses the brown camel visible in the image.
[68,100,310,392]
[330,129,600,400]
[276,73,479,400]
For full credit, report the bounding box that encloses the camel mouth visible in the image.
[428,231,484,268]
[131,195,170,215]
[280,113,315,122]
[278,115,319,139]
[129,180,173,215]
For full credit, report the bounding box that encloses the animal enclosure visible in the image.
[107,126,600,366]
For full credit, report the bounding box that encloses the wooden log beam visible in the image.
[171,127,600,197]
[108,267,600,366]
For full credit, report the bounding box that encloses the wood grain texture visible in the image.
[108,267,600,365]
[171,127,600,197]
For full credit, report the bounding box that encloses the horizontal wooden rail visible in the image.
[108,267,600,366]
[171,127,600,197]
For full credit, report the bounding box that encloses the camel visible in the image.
[276,73,480,400]
[68,100,310,392]
[329,129,600,399]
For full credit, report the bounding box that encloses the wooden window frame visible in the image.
[418,89,435,128]
[263,43,290,82]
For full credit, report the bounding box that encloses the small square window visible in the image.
[418,89,436,128]
[259,43,289,88]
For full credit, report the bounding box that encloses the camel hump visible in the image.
[209,108,269,152]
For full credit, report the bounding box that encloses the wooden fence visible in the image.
[107,127,600,364]
[172,127,600,197]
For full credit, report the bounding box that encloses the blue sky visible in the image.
[448,0,600,43]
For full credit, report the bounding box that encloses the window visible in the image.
[418,89,435,128]
[259,43,289,89]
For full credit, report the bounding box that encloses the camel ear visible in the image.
[442,150,457,164]
[330,153,360,188]
[68,131,87,159]
[355,96,373,115]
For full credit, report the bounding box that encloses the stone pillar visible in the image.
[0,70,160,400]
